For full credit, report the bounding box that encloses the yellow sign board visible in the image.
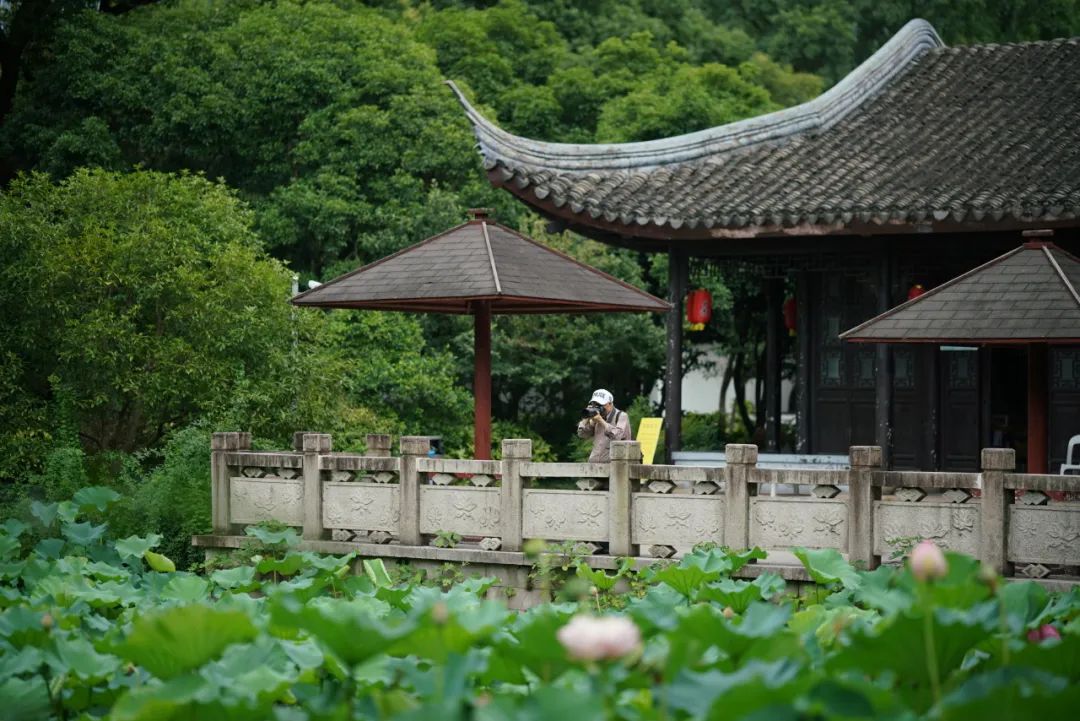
[637,417,663,465]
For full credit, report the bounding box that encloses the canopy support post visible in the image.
[664,249,686,462]
[1027,342,1048,473]
[474,301,492,460]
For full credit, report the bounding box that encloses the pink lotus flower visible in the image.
[557,614,641,662]
[1027,624,1060,643]
[910,540,947,582]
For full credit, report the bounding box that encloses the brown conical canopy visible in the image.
[291,209,669,314]
[291,210,669,459]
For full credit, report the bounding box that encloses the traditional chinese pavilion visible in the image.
[450,19,1080,471]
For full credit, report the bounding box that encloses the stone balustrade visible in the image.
[199,433,1080,594]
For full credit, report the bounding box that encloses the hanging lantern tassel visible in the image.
[686,289,712,331]
[783,297,797,337]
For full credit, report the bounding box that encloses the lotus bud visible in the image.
[722,606,735,619]
[41,613,53,629]
[557,614,641,662]
[910,540,947,582]
[431,601,449,625]
[1027,624,1060,643]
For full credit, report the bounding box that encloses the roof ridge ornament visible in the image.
[447,19,944,173]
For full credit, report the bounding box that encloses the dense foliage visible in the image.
[2,492,1079,720]
[2,0,1079,537]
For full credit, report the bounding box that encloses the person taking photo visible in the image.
[576,389,631,462]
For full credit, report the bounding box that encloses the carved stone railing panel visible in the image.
[419,486,500,537]
[522,489,608,542]
[322,482,399,533]
[749,499,847,551]
[873,501,980,557]
[225,452,303,469]
[230,477,304,526]
[632,494,723,547]
[1008,504,1080,566]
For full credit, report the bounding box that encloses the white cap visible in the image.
[589,389,614,405]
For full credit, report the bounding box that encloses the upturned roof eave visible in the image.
[448,19,943,174]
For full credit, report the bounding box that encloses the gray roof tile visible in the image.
[291,219,669,315]
[841,242,1080,342]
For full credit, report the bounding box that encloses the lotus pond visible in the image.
[1,487,1078,720]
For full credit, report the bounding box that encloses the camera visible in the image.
[581,402,603,419]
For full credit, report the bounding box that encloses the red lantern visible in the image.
[686,289,712,330]
[908,284,926,300]
[783,297,797,336]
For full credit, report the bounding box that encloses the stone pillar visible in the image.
[211,432,251,534]
[297,433,330,541]
[398,436,428,546]
[365,434,392,457]
[981,448,1016,575]
[724,444,757,550]
[848,445,882,570]
[500,439,532,552]
[609,441,641,557]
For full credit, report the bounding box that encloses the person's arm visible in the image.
[603,411,630,441]
[577,417,595,438]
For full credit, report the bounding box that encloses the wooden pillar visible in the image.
[1028,343,1048,473]
[474,301,492,460]
[875,250,894,468]
[664,249,687,461]
[764,277,783,452]
[795,271,812,453]
[925,346,940,470]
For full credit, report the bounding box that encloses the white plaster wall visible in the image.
[651,344,793,415]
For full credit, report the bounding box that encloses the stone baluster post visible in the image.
[500,439,531,552]
[398,436,428,546]
[609,441,641,557]
[294,432,331,541]
[211,432,251,535]
[980,448,1016,575]
[365,434,392,457]
[848,446,882,570]
[724,444,757,550]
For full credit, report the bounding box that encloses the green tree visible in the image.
[0,169,344,470]
[2,0,495,275]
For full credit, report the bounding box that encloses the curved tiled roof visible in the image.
[451,20,1080,239]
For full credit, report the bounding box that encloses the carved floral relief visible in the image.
[523,490,608,541]
[230,477,304,526]
[419,487,500,535]
[1008,505,1080,565]
[750,499,846,551]
[322,482,399,531]
[874,502,979,556]
[632,495,723,546]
